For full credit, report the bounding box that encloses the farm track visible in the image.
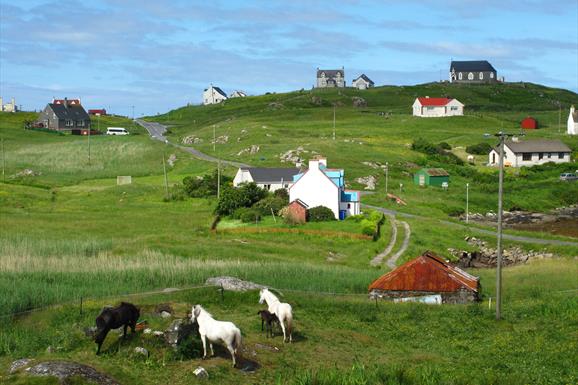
[387,221,411,269]
[370,215,397,267]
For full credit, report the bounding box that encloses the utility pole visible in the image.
[332,105,336,141]
[132,105,135,121]
[217,159,221,199]
[213,125,216,152]
[87,123,91,165]
[162,152,169,198]
[495,132,505,320]
[1,138,5,183]
[385,162,389,195]
[558,104,561,134]
[466,183,469,224]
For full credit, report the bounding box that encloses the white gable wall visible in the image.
[489,146,571,167]
[568,107,577,135]
[203,86,227,105]
[233,169,254,186]
[289,161,340,219]
[412,98,464,117]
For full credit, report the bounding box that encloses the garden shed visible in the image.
[413,168,449,187]
[368,251,480,304]
[521,117,538,129]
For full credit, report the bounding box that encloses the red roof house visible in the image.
[368,251,480,304]
[412,97,464,117]
[520,117,538,129]
[88,109,107,116]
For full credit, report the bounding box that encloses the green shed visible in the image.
[414,168,449,187]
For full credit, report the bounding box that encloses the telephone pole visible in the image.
[162,152,169,198]
[332,105,336,141]
[217,159,221,199]
[87,124,91,165]
[1,138,5,183]
[213,125,216,152]
[466,183,469,224]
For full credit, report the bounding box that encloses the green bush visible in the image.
[215,182,268,216]
[466,142,493,155]
[438,142,452,151]
[345,214,364,222]
[253,196,287,216]
[239,208,261,223]
[360,219,376,237]
[411,138,439,155]
[273,188,289,201]
[307,206,336,222]
[182,169,232,198]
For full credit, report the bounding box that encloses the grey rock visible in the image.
[25,361,119,385]
[205,276,267,292]
[134,347,149,357]
[194,366,209,378]
[9,358,34,374]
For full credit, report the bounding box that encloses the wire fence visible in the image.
[1,284,576,320]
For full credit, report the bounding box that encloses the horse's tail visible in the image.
[233,328,242,354]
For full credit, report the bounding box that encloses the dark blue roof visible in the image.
[451,60,496,72]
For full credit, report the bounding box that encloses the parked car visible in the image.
[106,127,129,136]
[559,173,577,181]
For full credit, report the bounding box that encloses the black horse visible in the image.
[94,302,140,355]
[257,310,279,338]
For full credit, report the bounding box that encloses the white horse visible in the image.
[190,304,242,367]
[258,288,293,343]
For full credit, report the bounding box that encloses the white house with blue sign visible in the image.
[289,156,360,220]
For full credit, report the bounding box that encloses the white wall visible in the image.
[203,86,227,105]
[340,201,360,216]
[289,160,340,219]
[568,108,577,135]
[233,169,253,186]
[412,99,463,117]
[489,147,571,167]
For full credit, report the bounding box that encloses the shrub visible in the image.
[438,142,452,150]
[345,214,364,222]
[239,208,261,223]
[360,219,376,237]
[307,206,336,222]
[411,138,439,155]
[466,142,493,155]
[273,188,289,201]
[163,184,186,202]
[253,196,287,216]
[284,210,305,225]
[214,182,268,216]
[182,169,232,198]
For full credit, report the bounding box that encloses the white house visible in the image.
[289,156,360,220]
[488,139,572,167]
[412,97,464,117]
[568,105,578,135]
[352,74,374,90]
[233,167,299,192]
[230,90,247,98]
[0,97,18,112]
[203,85,228,105]
[316,68,345,88]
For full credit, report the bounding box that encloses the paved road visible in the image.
[363,204,578,247]
[135,119,250,168]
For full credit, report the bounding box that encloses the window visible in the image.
[77,120,85,127]
[547,153,552,159]
[490,72,495,79]
[347,203,351,209]
[284,184,289,188]
[450,106,458,111]
[468,72,474,80]
[558,152,565,159]
[538,153,543,160]
[426,106,435,110]
[479,72,484,80]
[65,119,73,127]
[458,72,463,80]
[522,153,531,161]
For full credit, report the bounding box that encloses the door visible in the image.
[419,174,425,186]
[492,153,496,164]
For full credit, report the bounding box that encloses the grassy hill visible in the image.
[1,83,577,385]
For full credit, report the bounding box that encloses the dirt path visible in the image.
[370,215,397,266]
[386,221,411,269]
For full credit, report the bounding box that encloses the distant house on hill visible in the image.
[203,85,228,105]
[352,74,374,90]
[0,97,18,112]
[488,138,572,167]
[36,98,91,131]
[449,60,497,84]
[233,167,300,192]
[412,97,464,117]
[316,68,345,88]
[368,251,480,304]
[520,117,538,130]
[88,109,107,116]
[568,105,578,135]
[289,156,359,220]
[230,90,247,98]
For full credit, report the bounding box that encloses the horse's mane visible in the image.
[194,305,213,319]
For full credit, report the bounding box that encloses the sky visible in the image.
[1,0,577,116]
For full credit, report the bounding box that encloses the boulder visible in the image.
[194,366,209,379]
[164,318,198,350]
[9,358,34,374]
[205,276,267,292]
[25,361,119,385]
[134,347,149,357]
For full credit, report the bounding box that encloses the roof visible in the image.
[317,69,344,78]
[48,103,90,120]
[368,251,479,293]
[570,107,578,121]
[53,99,81,106]
[354,74,374,84]
[289,199,309,208]
[205,86,227,97]
[417,97,452,106]
[421,168,449,177]
[503,139,571,153]
[450,60,496,72]
[241,167,299,183]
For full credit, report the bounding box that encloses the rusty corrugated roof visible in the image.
[368,251,479,293]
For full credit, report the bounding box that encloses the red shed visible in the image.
[368,251,480,304]
[286,199,308,224]
[88,109,107,116]
[521,117,538,129]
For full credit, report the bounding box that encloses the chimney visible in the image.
[64,97,68,108]
[308,158,320,171]
[512,136,519,142]
[425,96,430,98]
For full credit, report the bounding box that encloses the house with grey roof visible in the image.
[316,67,345,88]
[203,85,228,105]
[230,90,247,98]
[567,105,578,135]
[233,167,300,192]
[352,74,374,90]
[36,98,90,131]
[450,60,498,84]
[488,139,572,167]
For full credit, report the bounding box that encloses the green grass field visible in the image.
[1,82,577,384]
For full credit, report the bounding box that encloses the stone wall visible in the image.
[369,288,479,304]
